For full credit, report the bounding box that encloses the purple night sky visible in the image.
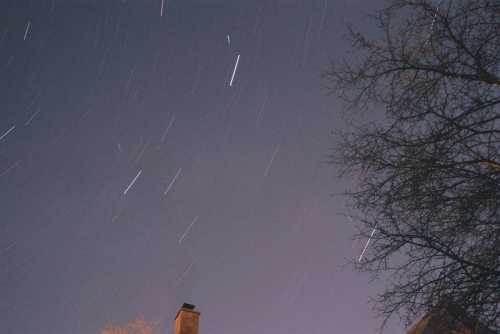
[0,0,404,333]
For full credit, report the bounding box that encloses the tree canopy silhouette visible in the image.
[100,316,160,334]
[323,0,499,332]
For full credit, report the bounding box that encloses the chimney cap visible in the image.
[175,303,198,320]
[182,303,196,310]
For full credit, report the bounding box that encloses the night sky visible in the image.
[0,1,403,333]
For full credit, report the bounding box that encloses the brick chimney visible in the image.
[175,303,200,334]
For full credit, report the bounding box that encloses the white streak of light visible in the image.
[264,143,280,177]
[135,140,150,163]
[123,169,142,195]
[160,0,165,16]
[0,125,15,142]
[229,54,240,87]
[23,21,31,41]
[425,2,442,45]
[175,260,195,286]
[256,90,269,127]
[160,115,176,142]
[358,228,376,262]
[178,215,199,244]
[25,108,41,125]
[426,11,438,43]
[163,168,182,196]
[163,167,182,196]
[227,34,230,46]
[0,160,20,177]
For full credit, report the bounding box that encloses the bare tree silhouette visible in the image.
[323,0,500,332]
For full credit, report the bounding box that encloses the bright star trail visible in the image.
[23,21,30,40]
[229,53,240,87]
[358,228,376,262]
[163,167,182,196]
[160,114,176,142]
[264,143,280,177]
[24,108,41,126]
[0,125,15,142]
[178,215,199,244]
[123,169,142,195]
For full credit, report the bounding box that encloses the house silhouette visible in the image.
[406,300,495,334]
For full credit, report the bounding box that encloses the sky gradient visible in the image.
[0,1,404,333]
